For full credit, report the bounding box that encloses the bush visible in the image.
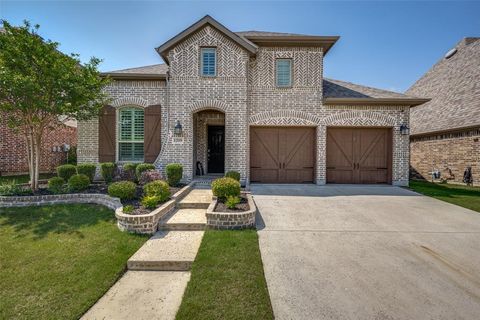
[123,163,138,181]
[225,170,240,181]
[100,162,116,183]
[48,177,65,194]
[135,163,156,181]
[76,163,96,182]
[68,174,90,192]
[108,181,136,200]
[57,164,77,181]
[123,205,134,214]
[166,163,183,186]
[141,195,160,209]
[0,180,32,196]
[225,195,241,209]
[211,177,241,200]
[143,180,170,202]
[139,170,163,185]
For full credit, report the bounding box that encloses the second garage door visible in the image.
[250,127,315,183]
[326,127,392,184]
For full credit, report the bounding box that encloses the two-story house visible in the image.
[77,15,428,186]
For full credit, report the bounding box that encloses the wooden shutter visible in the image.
[98,105,116,162]
[144,105,162,163]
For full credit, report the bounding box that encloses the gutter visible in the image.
[101,72,167,80]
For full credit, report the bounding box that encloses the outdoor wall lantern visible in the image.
[400,124,410,135]
[174,120,183,136]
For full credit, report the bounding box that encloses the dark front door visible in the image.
[207,126,225,173]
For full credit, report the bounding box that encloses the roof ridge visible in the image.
[324,78,415,97]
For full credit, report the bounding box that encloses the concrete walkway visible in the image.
[82,188,211,320]
[252,184,480,320]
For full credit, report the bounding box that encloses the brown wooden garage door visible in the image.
[250,127,315,183]
[326,128,392,184]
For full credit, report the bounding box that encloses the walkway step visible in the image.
[159,208,206,231]
[127,230,204,271]
[177,188,212,209]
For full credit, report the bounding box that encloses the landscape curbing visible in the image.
[0,182,195,235]
[206,193,257,229]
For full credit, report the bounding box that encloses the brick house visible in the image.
[0,115,77,175]
[408,37,480,185]
[77,15,428,186]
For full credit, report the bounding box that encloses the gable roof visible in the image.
[323,78,429,106]
[101,64,167,80]
[236,31,339,54]
[156,15,258,63]
[407,37,480,135]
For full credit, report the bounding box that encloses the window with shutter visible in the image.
[118,107,144,162]
[276,59,292,87]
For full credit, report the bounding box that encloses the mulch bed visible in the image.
[214,194,250,213]
[5,182,186,216]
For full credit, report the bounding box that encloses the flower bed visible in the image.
[206,192,256,230]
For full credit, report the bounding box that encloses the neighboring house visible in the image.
[0,115,77,175]
[77,15,428,185]
[408,37,480,184]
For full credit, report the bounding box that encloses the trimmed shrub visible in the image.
[100,162,116,183]
[123,205,134,214]
[0,181,32,196]
[225,170,240,182]
[141,195,160,209]
[76,163,96,182]
[57,164,77,181]
[166,163,183,186]
[139,170,163,185]
[68,174,90,192]
[211,177,241,200]
[135,163,156,180]
[143,180,170,202]
[108,181,136,200]
[123,163,138,181]
[48,177,65,194]
[225,195,241,209]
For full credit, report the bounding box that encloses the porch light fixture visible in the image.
[174,120,183,136]
[400,124,410,135]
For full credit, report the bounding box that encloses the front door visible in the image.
[207,126,225,173]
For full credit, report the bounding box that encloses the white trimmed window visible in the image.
[201,47,216,76]
[276,59,292,87]
[118,107,144,162]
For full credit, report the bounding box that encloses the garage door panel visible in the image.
[327,128,392,184]
[250,127,315,183]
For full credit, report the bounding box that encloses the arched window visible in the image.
[118,107,144,162]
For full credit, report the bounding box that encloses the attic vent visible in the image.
[445,48,457,59]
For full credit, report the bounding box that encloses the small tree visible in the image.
[0,20,110,190]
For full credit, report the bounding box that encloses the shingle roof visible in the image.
[323,78,413,99]
[102,64,168,79]
[407,37,480,135]
[236,31,318,37]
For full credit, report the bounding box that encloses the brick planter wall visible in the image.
[206,193,256,229]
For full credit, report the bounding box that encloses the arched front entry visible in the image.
[192,109,226,176]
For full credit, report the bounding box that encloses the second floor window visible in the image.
[118,107,144,162]
[276,59,292,87]
[201,47,216,76]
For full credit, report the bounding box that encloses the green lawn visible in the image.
[0,204,147,320]
[0,173,55,184]
[409,180,480,213]
[176,230,274,320]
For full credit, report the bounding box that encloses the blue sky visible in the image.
[1,1,479,92]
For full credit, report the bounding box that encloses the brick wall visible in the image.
[410,128,480,185]
[0,113,77,175]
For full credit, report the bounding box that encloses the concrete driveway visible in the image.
[252,184,480,320]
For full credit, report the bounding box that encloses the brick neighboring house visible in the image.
[77,15,428,186]
[0,114,77,175]
[408,37,480,185]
